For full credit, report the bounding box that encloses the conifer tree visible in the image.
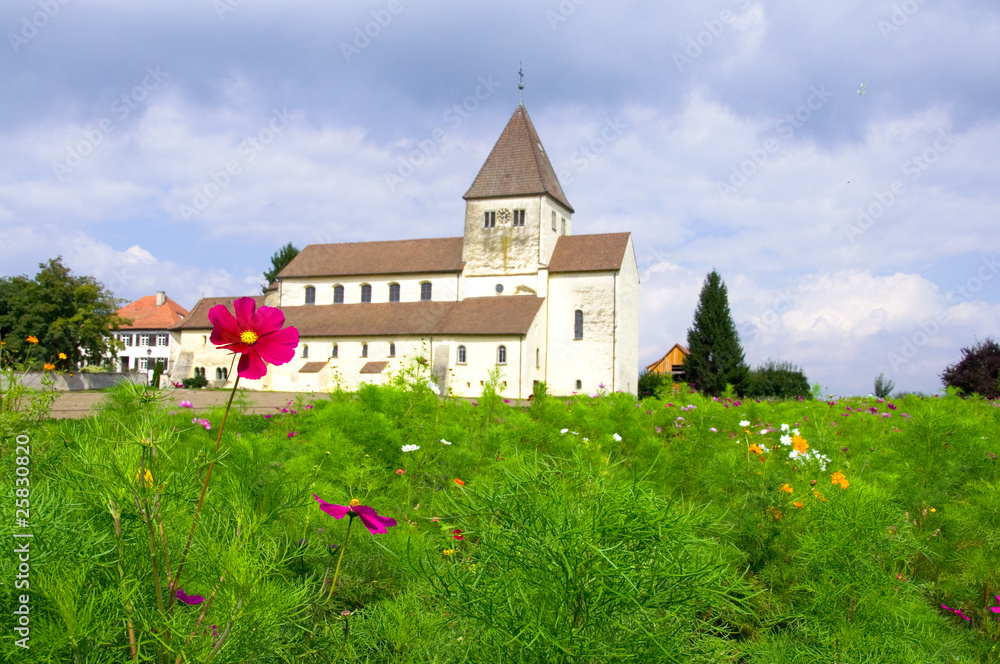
[261,242,300,293]
[684,270,749,396]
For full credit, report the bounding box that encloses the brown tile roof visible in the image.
[277,237,465,279]
[548,233,631,273]
[299,361,328,373]
[171,296,266,330]
[172,296,544,338]
[360,361,389,374]
[117,294,189,330]
[463,105,574,212]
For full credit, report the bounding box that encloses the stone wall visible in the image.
[2,372,147,391]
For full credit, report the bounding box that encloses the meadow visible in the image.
[2,378,1000,663]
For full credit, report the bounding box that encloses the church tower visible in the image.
[461,105,574,292]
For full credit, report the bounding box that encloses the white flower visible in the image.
[560,428,569,434]
[441,439,452,446]
[789,450,802,459]
[780,423,790,432]
[759,429,768,435]
[739,420,750,427]
[780,435,792,446]
[582,437,589,442]
[613,433,622,441]
[792,428,800,436]
[401,444,420,453]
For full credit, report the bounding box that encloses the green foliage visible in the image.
[261,241,300,293]
[0,336,56,442]
[685,270,749,396]
[638,368,672,398]
[875,372,895,398]
[0,257,128,368]
[941,338,1000,399]
[745,359,811,399]
[182,374,208,389]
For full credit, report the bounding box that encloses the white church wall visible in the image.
[545,271,618,395]
[279,273,461,306]
[614,236,640,394]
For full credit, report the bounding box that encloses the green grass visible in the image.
[2,383,1000,662]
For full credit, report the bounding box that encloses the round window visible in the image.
[495,284,504,294]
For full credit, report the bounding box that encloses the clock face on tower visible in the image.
[497,208,512,225]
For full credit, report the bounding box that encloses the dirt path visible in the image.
[49,389,331,419]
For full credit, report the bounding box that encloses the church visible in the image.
[169,103,639,398]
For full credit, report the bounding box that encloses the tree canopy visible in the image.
[262,242,300,293]
[941,338,1000,399]
[0,258,128,368]
[684,270,749,396]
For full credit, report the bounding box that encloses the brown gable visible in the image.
[171,296,266,330]
[548,233,631,273]
[360,361,389,374]
[117,294,189,330]
[278,237,465,279]
[463,105,574,212]
[299,361,328,373]
[432,296,544,335]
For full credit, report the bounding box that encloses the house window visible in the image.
[361,343,368,358]
[195,367,206,378]
[497,345,506,365]
[334,285,344,303]
[216,367,228,380]
[121,334,132,347]
[420,282,432,301]
[483,211,496,228]
[389,342,396,357]
[389,283,400,302]
[138,357,148,371]
[575,379,582,390]
[305,286,316,305]
[513,209,525,226]
[574,310,584,340]
[551,210,556,230]
[457,345,466,364]
[139,334,150,347]
[157,334,168,347]
[331,344,338,358]
[301,344,309,358]
[361,284,372,303]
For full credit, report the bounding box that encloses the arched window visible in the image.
[497,345,506,365]
[389,283,400,302]
[331,343,338,358]
[457,345,466,364]
[574,309,584,340]
[575,379,582,390]
[361,343,368,358]
[420,282,432,301]
[389,342,396,357]
[216,367,228,380]
[333,285,344,304]
[194,367,206,378]
[301,344,309,358]
[361,284,372,303]
[305,286,316,305]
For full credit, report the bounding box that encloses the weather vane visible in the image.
[518,62,524,105]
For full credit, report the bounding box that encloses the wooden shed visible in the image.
[645,343,689,379]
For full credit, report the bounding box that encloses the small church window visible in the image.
[389,283,400,302]
[574,310,584,340]
[483,211,496,228]
[216,367,228,380]
[334,285,344,303]
[389,342,396,357]
[305,286,316,305]
[561,217,567,234]
[301,344,309,358]
[361,343,368,357]
[457,345,466,364]
[551,210,557,230]
[575,379,582,390]
[536,348,540,368]
[361,284,372,303]
[497,345,506,365]
[513,209,525,226]
[332,343,338,358]
[420,282,432,301]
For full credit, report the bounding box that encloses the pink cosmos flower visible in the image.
[287,431,297,438]
[312,494,397,535]
[452,528,464,540]
[208,297,299,380]
[396,469,405,475]
[175,588,205,605]
[179,400,193,409]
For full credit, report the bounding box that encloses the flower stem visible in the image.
[327,516,354,601]
[169,374,241,613]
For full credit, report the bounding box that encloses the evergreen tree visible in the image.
[261,242,300,293]
[684,270,749,396]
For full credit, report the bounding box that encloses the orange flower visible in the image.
[58,352,67,360]
[793,501,804,508]
[792,435,809,454]
[454,478,465,486]
[26,335,38,344]
[830,471,849,489]
[780,483,793,494]
[748,443,764,455]
[43,363,55,370]
[812,489,826,502]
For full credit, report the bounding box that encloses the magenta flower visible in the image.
[313,494,397,535]
[452,528,464,540]
[287,431,297,438]
[175,588,205,605]
[208,297,299,380]
[179,400,193,409]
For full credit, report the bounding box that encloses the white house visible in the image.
[113,291,188,374]
[169,104,639,397]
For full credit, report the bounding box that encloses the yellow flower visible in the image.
[136,469,153,488]
[26,335,38,344]
[748,443,764,455]
[930,507,936,513]
[792,435,809,454]
[43,363,55,371]
[780,483,793,494]
[58,352,67,360]
[443,548,455,556]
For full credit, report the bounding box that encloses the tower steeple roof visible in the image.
[463,105,574,212]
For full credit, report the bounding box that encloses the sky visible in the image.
[1,0,998,397]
